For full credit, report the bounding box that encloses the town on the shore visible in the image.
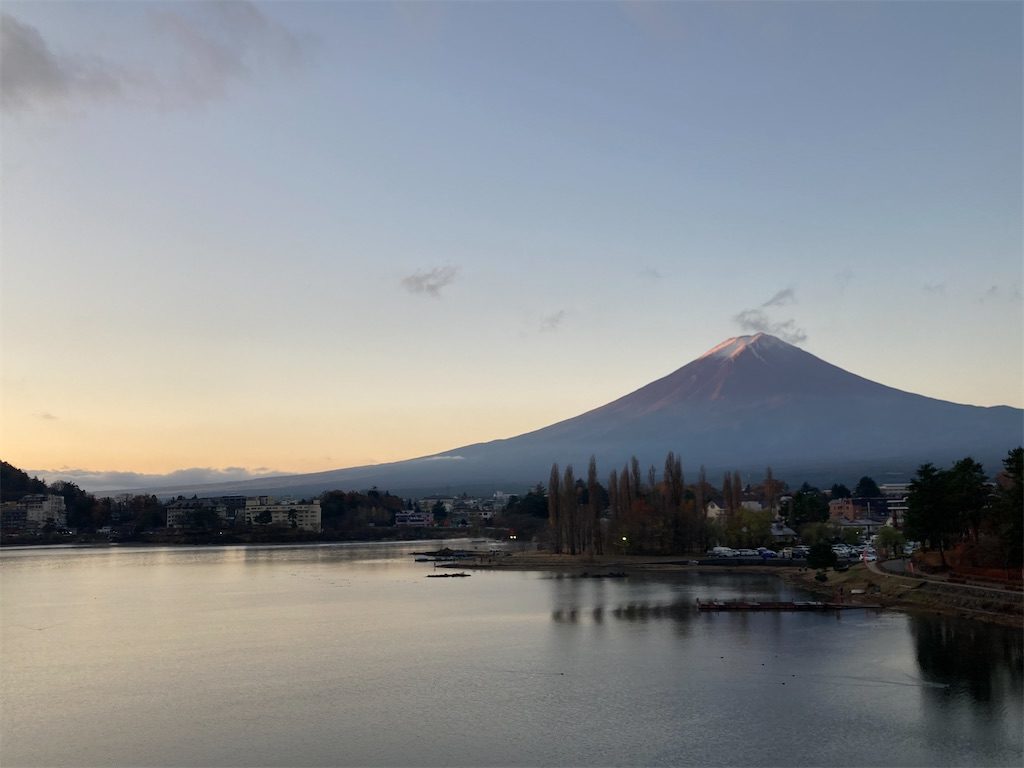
[1,447,1021,586]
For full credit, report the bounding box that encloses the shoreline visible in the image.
[443,552,1024,628]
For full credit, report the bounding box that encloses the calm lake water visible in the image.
[1,541,1021,767]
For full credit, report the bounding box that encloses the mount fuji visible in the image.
[142,333,1022,496]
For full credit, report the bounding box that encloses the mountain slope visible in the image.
[138,334,1022,496]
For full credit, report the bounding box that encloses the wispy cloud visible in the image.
[761,288,795,308]
[974,284,1022,304]
[28,466,287,493]
[1,14,121,111]
[734,310,807,345]
[2,3,306,114]
[638,267,665,281]
[539,309,567,332]
[32,411,59,420]
[977,285,999,303]
[401,265,459,298]
[923,282,946,295]
[733,288,806,344]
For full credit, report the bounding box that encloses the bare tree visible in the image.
[588,455,603,555]
[548,463,562,554]
[562,464,578,555]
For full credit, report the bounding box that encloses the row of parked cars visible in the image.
[832,543,877,561]
[707,544,879,561]
[708,546,785,559]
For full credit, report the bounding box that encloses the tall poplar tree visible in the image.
[562,465,578,555]
[548,463,562,554]
[588,455,603,555]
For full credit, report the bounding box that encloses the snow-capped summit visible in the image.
[697,332,794,365]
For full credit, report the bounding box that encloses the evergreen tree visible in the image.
[946,457,988,543]
[993,447,1023,569]
[830,483,852,499]
[854,476,882,498]
[906,463,953,566]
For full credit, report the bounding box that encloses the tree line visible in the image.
[500,446,1023,566]
[532,452,785,556]
[905,448,1022,569]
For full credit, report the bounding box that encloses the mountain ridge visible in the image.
[93,334,1023,496]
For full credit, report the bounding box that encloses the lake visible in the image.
[1,541,1021,767]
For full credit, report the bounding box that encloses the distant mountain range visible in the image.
[130,333,1022,497]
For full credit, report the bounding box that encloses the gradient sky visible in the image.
[2,1,1021,489]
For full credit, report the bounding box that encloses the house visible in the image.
[705,501,727,520]
[769,522,797,545]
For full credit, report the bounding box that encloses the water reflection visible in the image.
[911,612,1024,705]
[550,602,693,624]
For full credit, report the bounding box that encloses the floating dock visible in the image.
[697,599,882,612]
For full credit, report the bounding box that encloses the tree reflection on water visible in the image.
[911,612,1023,704]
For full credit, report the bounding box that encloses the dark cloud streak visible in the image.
[1,2,307,114]
[1,13,121,110]
[539,309,566,332]
[401,265,459,297]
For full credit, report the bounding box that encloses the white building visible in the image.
[879,484,910,528]
[492,491,515,509]
[20,494,67,531]
[239,497,321,532]
[705,501,727,520]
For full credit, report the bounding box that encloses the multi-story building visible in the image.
[828,497,863,522]
[879,484,910,528]
[238,497,321,532]
[19,494,67,531]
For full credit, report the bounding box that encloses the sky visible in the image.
[2,1,1021,490]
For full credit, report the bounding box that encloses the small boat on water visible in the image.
[426,572,471,578]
